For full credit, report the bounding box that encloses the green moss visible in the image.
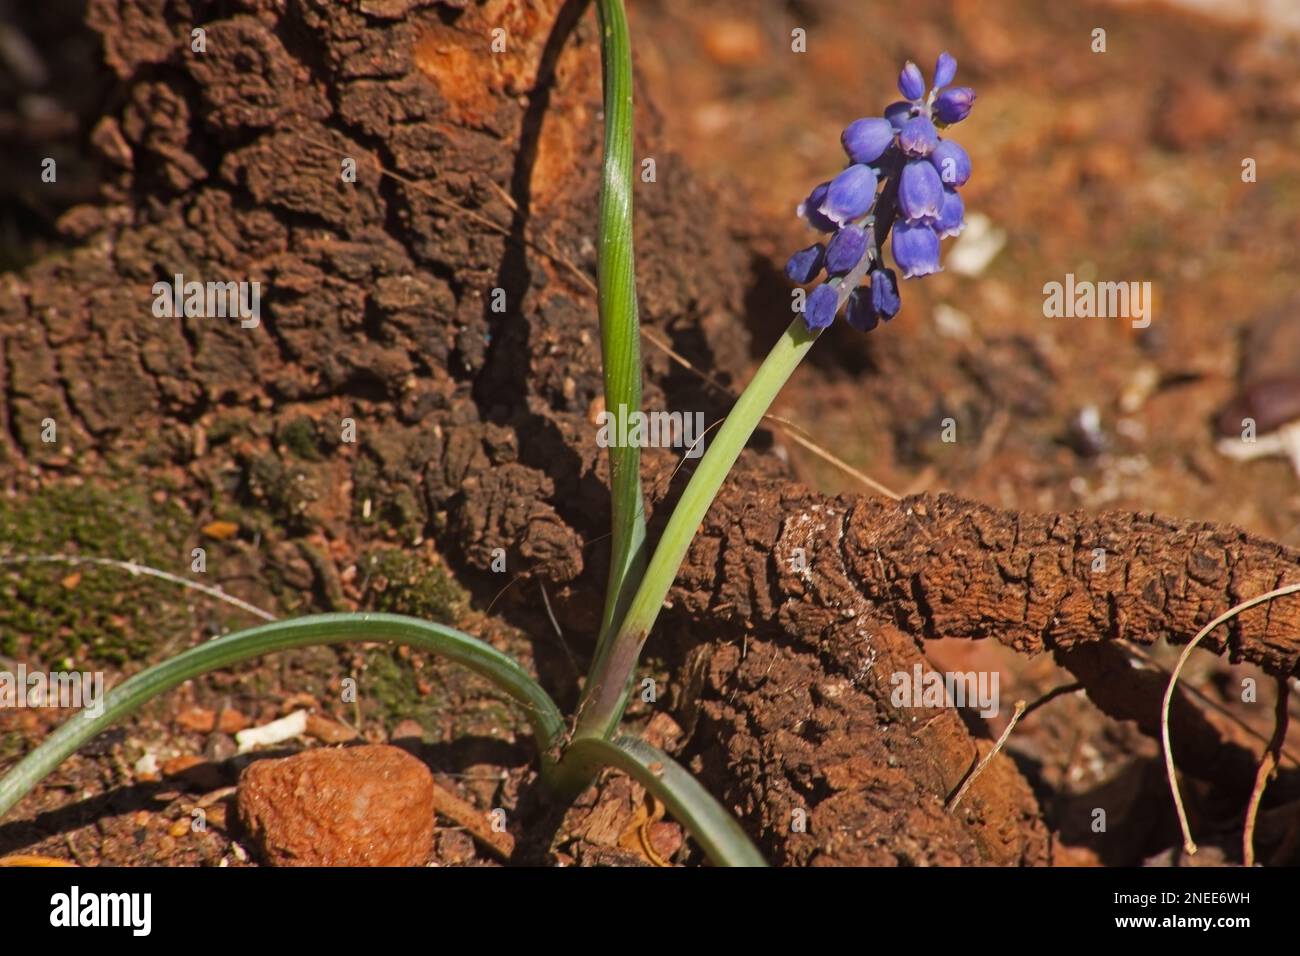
[382,487,426,540]
[205,412,250,447]
[359,645,526,742]
[360,646,443,733]
[276,416,323,461]
[0,483,198,665]
[354,559,535,743]
[349,457,427,540]
[0,729,23,764]
[243,453,318,534]
[356,546,461,728]
[361,548,466,623]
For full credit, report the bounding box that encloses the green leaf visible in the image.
[0,613,564,819]
[592,0,648,652]
[563,735,767,867]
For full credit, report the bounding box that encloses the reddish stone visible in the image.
[236,745,434,866]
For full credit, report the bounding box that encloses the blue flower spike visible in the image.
[787,51,975,332]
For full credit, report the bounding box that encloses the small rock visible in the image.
[204,803,228,831]
[359,0,423,17]
[579,845,650,867]
[236,745,435,866]
[133,752,159,780]
[282,692,319,714]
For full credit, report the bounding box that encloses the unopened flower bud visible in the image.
[927,139,971,187]
[785,243,825,283]
[933,52,958,90]
[898,61,925,101]
[803,283,840,331]
[933,86,976,124]
[824,224,869,275]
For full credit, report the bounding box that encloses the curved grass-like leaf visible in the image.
[563,735,767,867]
[592,0,648,650]
[0,613,564,819]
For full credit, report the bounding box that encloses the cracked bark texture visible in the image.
[2,0,1298,865]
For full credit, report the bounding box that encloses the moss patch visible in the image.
[361,547,466,622]
[0,483,198,665]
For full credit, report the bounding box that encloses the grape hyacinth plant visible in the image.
[0,19,977,871]
[787,52,975,332]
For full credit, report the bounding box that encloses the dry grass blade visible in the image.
[947,699,1027,812]
[1243,676,1291,867]
[1161,582,1300,855]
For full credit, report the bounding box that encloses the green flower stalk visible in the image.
[571,51,975,740]
[573,315,822,742]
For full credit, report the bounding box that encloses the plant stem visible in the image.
[593,0,647,648]
[574,315,822,741]
[0,613,565,819]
